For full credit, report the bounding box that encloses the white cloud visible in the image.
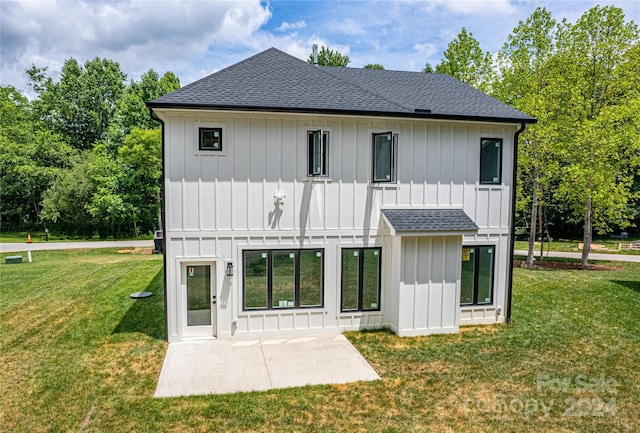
[427,0,518,16]
[276,20,306,31]
[0,0,271,94]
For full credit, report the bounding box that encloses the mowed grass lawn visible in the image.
[1,250,639,432]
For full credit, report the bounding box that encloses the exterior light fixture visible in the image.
[226,262,234,277]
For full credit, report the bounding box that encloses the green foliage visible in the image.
[550,6,639,266]
[2,59,177,237]
[0,85,78,231]
[363,63,384,70]
[307,45,351,66]
[117,70,180,135]
[31,57,127,150]
[40,153,94,236]
[435,27,495,92]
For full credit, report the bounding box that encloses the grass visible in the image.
[1,250,639,432]
[514,239,640,255]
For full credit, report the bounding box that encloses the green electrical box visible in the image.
[5,255,23,264]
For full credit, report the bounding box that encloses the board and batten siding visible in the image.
[157,110,518,340]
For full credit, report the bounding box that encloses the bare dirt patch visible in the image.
[514,260,620,271]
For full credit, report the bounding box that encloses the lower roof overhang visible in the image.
[381,208,479,237]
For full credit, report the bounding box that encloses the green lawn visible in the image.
[1,250,639,432]
[514,239,640,255]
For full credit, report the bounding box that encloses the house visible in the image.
[147,48,535,342]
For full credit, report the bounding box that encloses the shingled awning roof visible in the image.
[382,209,478,236]
[148,48,535,124]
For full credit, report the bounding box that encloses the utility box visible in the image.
[5,255,23,264]
[153,230,164,254]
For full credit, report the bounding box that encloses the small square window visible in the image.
[308,130,329,176]
[480,138,502,184]
[199,128,222,151]
[372,132,397,183]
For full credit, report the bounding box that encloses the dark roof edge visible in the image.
[146,103,537,124]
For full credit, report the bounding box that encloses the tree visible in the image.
[118,127,163,234]
[363,63,384,70]
[117,70,180,134]
[552,6,639,269]
[0,85,76,231]
[31,57,126,150]
[435,28,495,92]
[307,46,350,66]
[40,154,94,236]
[494,7,558,269]
[422,63,434,73]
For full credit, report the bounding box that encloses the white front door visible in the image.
[182,263,217,338]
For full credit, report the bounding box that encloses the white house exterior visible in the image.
[148,48,535,342]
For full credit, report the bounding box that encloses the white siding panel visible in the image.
[201,157,216,230]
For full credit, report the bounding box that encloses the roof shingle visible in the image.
[382,209,479,233]
[149,48,535,124]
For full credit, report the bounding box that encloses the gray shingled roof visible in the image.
[148,48,535,123]
[382,209,479,233]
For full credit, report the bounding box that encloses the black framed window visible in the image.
[308,130,329,176]
[480,138,502,184]
[460,246,495,305]
[341,247,381,312]
[243,249,324,310]
[199,127,222,151]
[372,132,397,183]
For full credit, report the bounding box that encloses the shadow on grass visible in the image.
[113,269,165,340]
[610,279,640,294]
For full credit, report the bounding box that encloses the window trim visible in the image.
[340,247,382,312]
[307,130,329,177]
[460,245,495,306]
[242,249,325,311]
[199,127,223,151]
[479,137,503,185]
[372,131,398,183]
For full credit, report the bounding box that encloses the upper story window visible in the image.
[307,130,329,176]
[480,138,502,184]
[199,127,223,151]
[372,132,397,183]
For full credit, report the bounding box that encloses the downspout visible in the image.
[149,108,169,341]
[505,122,527,325]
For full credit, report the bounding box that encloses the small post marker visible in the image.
[28,251,32,263]
[27,234,32,244]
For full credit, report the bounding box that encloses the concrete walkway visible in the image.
[0,240,153,253]
[155,333,380,397]
[514,250,640,263]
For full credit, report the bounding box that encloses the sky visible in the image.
[1,0,639,98]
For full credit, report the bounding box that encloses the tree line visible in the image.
[1,59,179,238]
[1,5,639,269]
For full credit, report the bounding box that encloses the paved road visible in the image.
[2,243,637,263]
[0,240,154,253]
[514,250,640,263]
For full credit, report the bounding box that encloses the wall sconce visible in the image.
[226,262,234,277]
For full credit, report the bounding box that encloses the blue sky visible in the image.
[1,0,639,97]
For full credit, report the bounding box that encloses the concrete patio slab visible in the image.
[155,333,380,397]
